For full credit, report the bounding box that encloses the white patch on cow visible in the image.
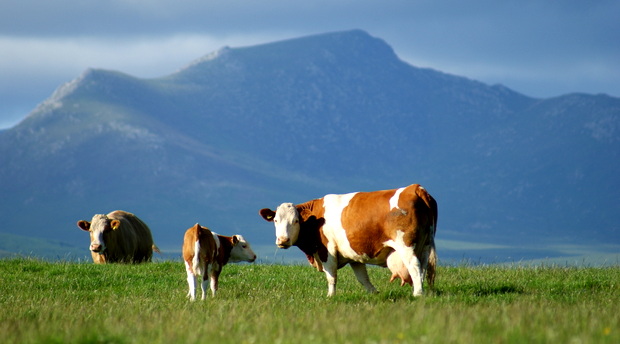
[92,231,106,250]
[185,260,198,301]
[389,187,406,210]
[192,240,202,276]
[321,192,372,262]
[211,232,221,250]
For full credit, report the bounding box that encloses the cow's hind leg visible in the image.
[420,239,437,289]
[184,261,197,301]
[395,246,424,296]
[350,262,378,293]
[415,229,436,290]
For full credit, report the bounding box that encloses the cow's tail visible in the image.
[415,185,438,289]
[191,225,204,276]
[426,238,437,288]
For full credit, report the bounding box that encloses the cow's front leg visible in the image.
[350,262,377,293]
[322,258,338,297]
[200,278,208,300]
[210,268,221,298]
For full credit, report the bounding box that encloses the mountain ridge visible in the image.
[1,30,618,261]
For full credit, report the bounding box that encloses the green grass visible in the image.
[0,259,618,343]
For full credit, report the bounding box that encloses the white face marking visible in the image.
[273,203,300,248]
[88,214,109,252]
[228,235,257,263]
[389,187,406,210]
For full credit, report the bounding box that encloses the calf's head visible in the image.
[259,203,300,249]
[228,235,257,262]
[77,214,120,253]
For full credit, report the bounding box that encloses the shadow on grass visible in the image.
[469,284,524,297]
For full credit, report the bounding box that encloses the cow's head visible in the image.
[259,203,300,249]
[77,214,120,253]
[228,235,257,263]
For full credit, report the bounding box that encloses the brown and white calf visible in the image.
[182,223,257,300]
[260,184,437,297]
[77,210,160,264]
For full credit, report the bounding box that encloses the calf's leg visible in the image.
[209,269,221,297]
[184,261,197,301]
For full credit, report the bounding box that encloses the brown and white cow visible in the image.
[260,184,437,297]
[182,223,257,300]
[77,210,160,264]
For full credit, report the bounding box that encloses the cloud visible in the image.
[0,33,288,128]
[1,0,619,128]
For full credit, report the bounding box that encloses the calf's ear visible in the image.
[77,220,91,231]
[232,235,240,245]
[259,208,276,222]
[110,220,121,230]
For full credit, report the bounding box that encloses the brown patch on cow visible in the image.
[340,189,395,258]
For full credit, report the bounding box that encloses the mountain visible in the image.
[1,30,618,262]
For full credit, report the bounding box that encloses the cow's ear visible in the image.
[232,235,240,245]
[259,208,276,222]
[110,220,121,230]
[77,220,90,231]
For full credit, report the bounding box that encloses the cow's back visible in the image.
[107,210,155,263]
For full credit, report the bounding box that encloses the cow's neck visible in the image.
[296,199,322,214]
[216,236,232,264]
[295,222,321,256]
[294,199,327,259]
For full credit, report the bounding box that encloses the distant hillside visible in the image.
[0,30,618,261]
[0,233,87,260]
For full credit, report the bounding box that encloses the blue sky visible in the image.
[1,0,619,129]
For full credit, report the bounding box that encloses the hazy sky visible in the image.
[1,0,619,129]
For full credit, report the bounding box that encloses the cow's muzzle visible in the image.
[90,244,105,253]
[276,235,292,248]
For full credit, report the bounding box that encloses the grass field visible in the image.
[0,258,618,343]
